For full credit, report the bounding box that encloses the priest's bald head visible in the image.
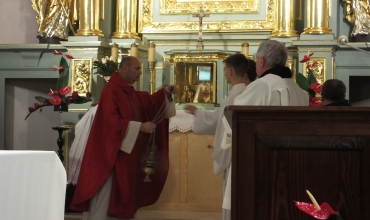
[255,40,287,77]
[118,56,142,85]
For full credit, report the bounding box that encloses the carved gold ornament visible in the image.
[160,0,259,14]
[303,58,326,84]
[71,59,93,96]
[139,0,274,32]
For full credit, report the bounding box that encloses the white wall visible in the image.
[0,1,39,44]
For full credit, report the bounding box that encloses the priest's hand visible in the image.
[184,105,198,115]
[141,122,157,133]
[165,85,178,94]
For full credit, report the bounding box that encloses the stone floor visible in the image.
[65,210,222,220]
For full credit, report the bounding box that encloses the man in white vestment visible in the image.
[184,54,257,220]
[68,103,98,184]
[221,40,309,213]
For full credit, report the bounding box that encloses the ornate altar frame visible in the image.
[160,0,259,14]
[138,0,274,33]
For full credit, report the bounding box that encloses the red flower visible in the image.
[300,52,314,63]
[71,91,79,99]
[307,61,318,69]
[50,96,62,105]
[28,107,36,113]
[53,66,64,71]
[310,97,323,106]
[53,50,63,55]
[59,86,71,95]
[65,54,74,59]
[310,82,322,93]
[48,89,58,96]
[86,92,92,98]
[34,103,40,109]
[43,99,50,105]
[295,202,338,219]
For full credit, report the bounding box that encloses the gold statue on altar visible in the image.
[171,61,216,104]
[193,82,212,103]
[31,0,75,41]
[343,0,370,39]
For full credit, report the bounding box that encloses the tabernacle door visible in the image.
[225,106,370,220]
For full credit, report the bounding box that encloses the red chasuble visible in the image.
[70,73,169,219]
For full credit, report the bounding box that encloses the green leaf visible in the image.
[93,60,118,77]
[71,96,93,104]
[34,96,50,104]
[57,57,69,90]
[296,73,309,92]
[307,69,317,86]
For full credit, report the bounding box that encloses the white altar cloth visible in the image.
[0,150,66,220]
[169,110,195,132]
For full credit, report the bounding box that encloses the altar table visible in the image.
[0,151,66,220]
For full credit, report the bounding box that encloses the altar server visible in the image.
[184,54,257,220]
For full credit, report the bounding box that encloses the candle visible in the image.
[111,43,118,62]
[131,43,138,57]
[148,42,156,62]
[241,42,249,57]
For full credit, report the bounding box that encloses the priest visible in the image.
[70,56,177,220]
[184,54,257,220]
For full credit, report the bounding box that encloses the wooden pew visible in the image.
[225,106,370,220]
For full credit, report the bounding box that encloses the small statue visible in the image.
[31,0,74,43]
[193,82,212,103]
[343,0,370,41]
[181,85,194,103]
[202,83,212,103]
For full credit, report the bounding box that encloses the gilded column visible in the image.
[75,0,104,36]
[112,0,140,39]
[302,0,333,34]
[270,0,298,37]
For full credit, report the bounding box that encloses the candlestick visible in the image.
[241,42,249,57]
[131,43,138,57]
[148,42,156,62]
[111,43,119,62]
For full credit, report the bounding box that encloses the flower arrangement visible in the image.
[296,52,323,106]
[25,51,93,120]
[92,56,119,77]
[25,86,92,120]
[295,190,343,220]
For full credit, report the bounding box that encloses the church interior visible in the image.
[1,0,370,219]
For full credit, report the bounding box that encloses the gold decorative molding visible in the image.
[71,58,93,96]
[170,54,229,62]
[160,0,259,14]
[286,59,297,81]
[303,57,326,84]
[139,0,274,32]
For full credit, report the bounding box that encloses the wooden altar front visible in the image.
[226,106,370,220]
